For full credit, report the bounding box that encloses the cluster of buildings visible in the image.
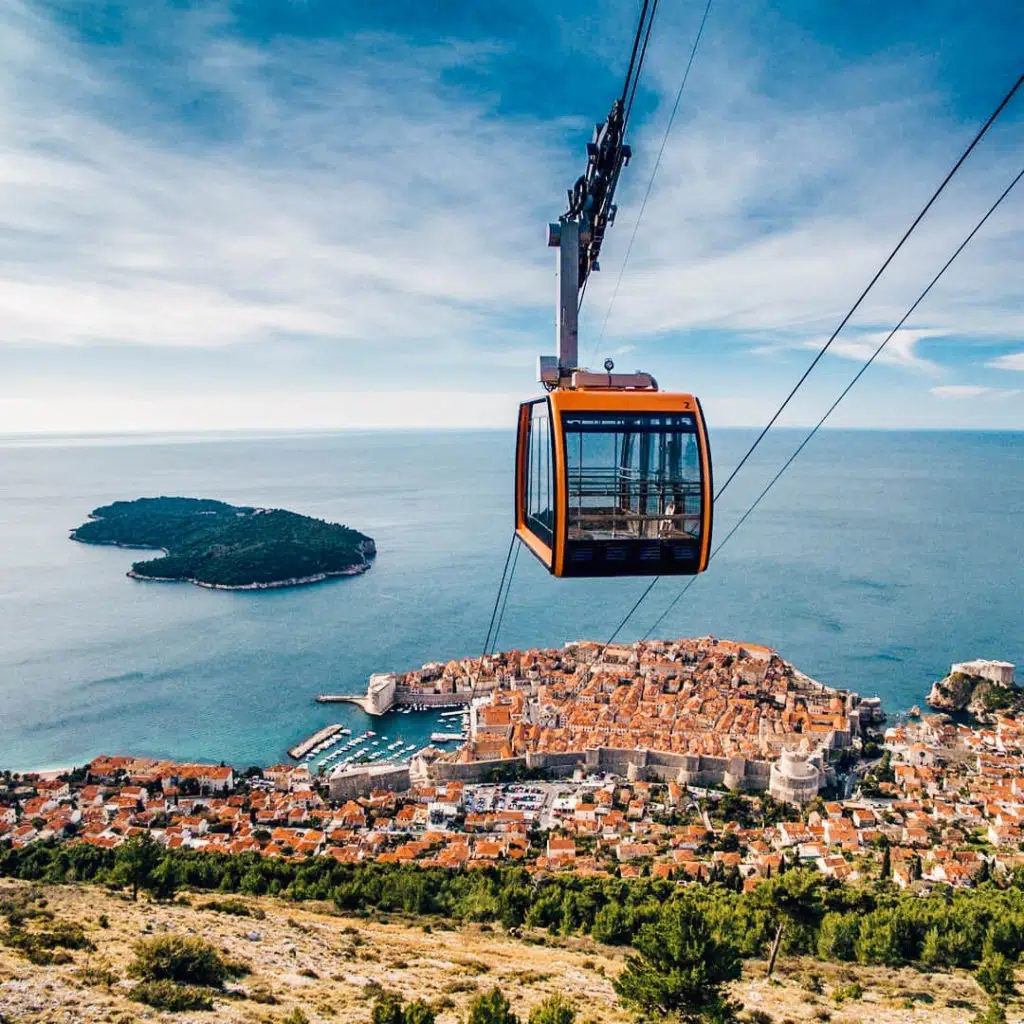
[1,706,1021,890]
[2,646,1019,893]
[389,638,881,805]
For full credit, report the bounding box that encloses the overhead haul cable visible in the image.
[624,0,661,130]
[489,541,521,657]
[593,71,1024,653]
[578,0,661,315]
[620,0,653,119]
[711,72,1024,504]
[589,0,715,363]
[642,161,1024,639]
[481,533,517,659]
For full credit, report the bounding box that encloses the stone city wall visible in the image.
[427,756,528,782]
[425,745,774,790]
[328,765,411,802]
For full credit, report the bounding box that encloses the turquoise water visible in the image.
[0,429,1020,772]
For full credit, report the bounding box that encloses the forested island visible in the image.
[70,497,376,590]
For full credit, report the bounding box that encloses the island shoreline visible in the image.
[127,563,371,590]
[69,496,376,590]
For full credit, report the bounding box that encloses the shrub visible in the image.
[2,918,95,964]
[76,962,118,987]
[972,1000,1007,1024]
[129,979,215,1011]
[528,994,576,1024]
[282,1009,311,1024]
[129,935,228,987]
[202,897,264,919]
[976,953,1015,999]
[443,979,479,994]
[467,987,519,1024]
[402,999,436,1024]
[372,993,436,1024]
[832,982,862,1004]
[248,983,278,1004]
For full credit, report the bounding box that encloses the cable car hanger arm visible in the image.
[537,0,660,391]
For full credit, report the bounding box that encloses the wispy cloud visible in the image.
[930,384,1021,400]
[585,26,1024,358]
[0,0,1022,433]
[0,3,562,354]
[750,328,945,376]
[987,352,1024,371]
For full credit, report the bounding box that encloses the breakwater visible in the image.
[288,723,345,760]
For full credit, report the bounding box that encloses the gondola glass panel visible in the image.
[562,412,702,541]
[526,401,554,545]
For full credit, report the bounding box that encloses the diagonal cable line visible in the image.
[489,541,521,656]
[482,532,517,658]
[711,72,1023,505]
[624,0,661,129]
[620,0,652,113]
[592,73,1022,647]
[642,162,1024,640]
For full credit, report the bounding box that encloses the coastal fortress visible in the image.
[327,637,885,805]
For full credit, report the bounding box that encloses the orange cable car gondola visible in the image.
[514,90,713,578]
[516,381,712,578]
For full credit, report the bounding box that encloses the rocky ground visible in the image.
[0,880,1000,1023]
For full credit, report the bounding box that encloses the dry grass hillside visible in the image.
[0,880,1001,1024]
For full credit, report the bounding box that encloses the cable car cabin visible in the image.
[516,389,712,578]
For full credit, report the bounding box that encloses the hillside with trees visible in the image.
[0,853,1015,1023]
[70,496,376,589]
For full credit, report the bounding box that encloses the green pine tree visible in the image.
[613,899,741,1023]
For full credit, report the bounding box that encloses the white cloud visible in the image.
[987,352,1024,371]
[583,28,1024,357]
[0,0,1022,433]
[930,385,989,398]
[930,385,1021,400]
[788,328,945,376]
[0,3,561,352]
[0,389,522,434]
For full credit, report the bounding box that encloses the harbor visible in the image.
[286,698,470,776]
[290,725,426,777]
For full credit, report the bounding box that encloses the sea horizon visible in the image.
[3,425,1023,448]
[1,427,1020,773]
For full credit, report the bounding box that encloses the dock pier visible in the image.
[288,723,345,760]
[315,694,375,713]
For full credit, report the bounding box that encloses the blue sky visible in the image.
[0,0,1021,433]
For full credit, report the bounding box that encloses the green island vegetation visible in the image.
[69,496,375,589]
[2,838,1024,1021]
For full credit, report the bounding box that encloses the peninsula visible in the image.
[70,496,375,590]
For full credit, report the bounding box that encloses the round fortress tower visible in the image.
[769,746,821,806]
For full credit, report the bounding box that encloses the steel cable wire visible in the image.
[590,72,1023,657]
[589,0,715,363]
[642,162,1024,640]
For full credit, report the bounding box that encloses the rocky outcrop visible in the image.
[926,672,978,713]
[927,671,1021,719]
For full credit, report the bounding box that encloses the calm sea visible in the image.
[0,429,1020,772]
